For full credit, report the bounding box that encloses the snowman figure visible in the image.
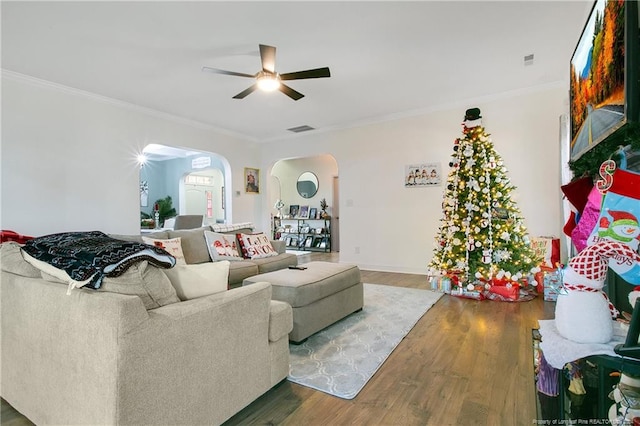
[597,210,640,250]
[555,240,640,344]
[463,107,482,129]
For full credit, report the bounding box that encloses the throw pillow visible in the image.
[236,232,278,260]
[163,261,230,301]
[167,227,211,264]
[203,231,244,261]
[142,236,186,265]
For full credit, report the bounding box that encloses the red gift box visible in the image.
[534,266,556,294]
[488,283,519,300]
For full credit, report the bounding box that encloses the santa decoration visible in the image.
[555,240,640,344]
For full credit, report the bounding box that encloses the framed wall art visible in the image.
[245,167,260,194]
[140,181,149,207]
[405,162,441,187]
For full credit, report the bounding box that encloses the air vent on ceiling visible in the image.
[524,54,534,66]
[287,125,316,133]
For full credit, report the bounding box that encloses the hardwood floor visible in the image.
[1,252,555,425]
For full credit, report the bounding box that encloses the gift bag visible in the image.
[587,154,640,284]
[531,237,560,269]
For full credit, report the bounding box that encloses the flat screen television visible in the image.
[569,0,639,161]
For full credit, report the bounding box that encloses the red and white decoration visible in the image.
[555,240,640,344]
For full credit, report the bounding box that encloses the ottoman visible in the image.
[243,261,363,343]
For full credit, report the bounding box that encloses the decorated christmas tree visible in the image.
[428,108,539,289]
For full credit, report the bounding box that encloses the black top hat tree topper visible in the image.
[463,107,482,129]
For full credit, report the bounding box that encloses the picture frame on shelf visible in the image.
[309,207,317,220]
[299,205,310,219]
[304,236,313,248]
[289,205,300,218]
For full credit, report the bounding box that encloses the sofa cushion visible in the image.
[167,227,211,264]
[142,236,187,265]
[203,231,244,261]
[40,260,180,310]
[163,261,230,300]
[228,261,259,286]
[237,232,278,260]
[0,242,42,278]
[141,231,171,239]
[251,253,298,274]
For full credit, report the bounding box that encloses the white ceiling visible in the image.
[2,1,592,143]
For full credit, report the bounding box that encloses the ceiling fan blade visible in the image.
[279,83,305,101]
[232,84,258,99]
[280,67,331,81]
[259,44,276,73]
[202,67,255,78]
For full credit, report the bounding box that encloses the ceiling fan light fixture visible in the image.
[256,72,281,92]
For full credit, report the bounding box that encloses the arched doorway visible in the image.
[270,154,339,252]
[139,144,232,227]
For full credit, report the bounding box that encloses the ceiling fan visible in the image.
[202,44,330,101]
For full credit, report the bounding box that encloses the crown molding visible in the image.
[1,69,257,143]
[259,80,567,143]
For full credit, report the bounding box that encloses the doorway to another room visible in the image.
[139,144,231,229]
[270,154,339,253]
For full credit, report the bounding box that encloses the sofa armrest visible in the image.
[271,239,286,254]
[115,282,275,425]
[269,299,293,342]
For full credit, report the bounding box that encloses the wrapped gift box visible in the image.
[543,270,562,302]
[488,283,519,300]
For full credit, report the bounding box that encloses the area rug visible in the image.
[287,283,443,399]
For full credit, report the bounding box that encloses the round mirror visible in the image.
[297,172,319,199]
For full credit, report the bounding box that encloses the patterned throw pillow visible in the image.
[236,232,278,260]
[142,236,187,265]
[203,231,244,261]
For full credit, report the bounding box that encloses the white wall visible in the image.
[270,155,338,218]
[1,73,261,236]
[2,72,567,275]
[260,85,568,274]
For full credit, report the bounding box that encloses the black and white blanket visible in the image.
[21,231,176,289]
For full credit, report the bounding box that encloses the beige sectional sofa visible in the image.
[119,224,298,288]
[0,236,294,425]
